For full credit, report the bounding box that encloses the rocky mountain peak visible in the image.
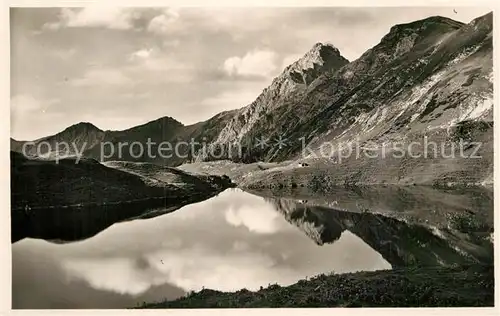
[465,11,493,33]
[342,15,466,81]
[392,15,463,30]
[283,42,349,86]
[380,15,464,47]
[62,122,102,134]
[286,42,345,70]
[155,116,184,127]
[118,116,184,134]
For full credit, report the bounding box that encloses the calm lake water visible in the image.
[12,187,493,309]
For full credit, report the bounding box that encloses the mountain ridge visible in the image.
[11,12,494,187]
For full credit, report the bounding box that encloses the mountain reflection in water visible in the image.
[12,187,493,309]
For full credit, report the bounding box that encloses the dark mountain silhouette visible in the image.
[13,111,237,166]
[10,151,234,243]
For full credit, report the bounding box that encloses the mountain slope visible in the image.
[205,14,492,164]
[199,43,350,162]
[10,138,25,152]
[11,151,234,242]
[18,122,106,159]
[204,13,493,187]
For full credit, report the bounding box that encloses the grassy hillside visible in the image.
[140,264,493,308]
[11,152,234,242]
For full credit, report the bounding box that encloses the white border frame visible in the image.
[1,1,498,315]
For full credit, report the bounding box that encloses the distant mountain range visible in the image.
[12,13,493,184]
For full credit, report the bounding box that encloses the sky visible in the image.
[10,6,491,140]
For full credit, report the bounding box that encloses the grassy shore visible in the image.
[140,264,494,308]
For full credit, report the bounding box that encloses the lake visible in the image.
[12,187,493,309]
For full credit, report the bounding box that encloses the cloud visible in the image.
[43,7,139,30]
[147,8,180,34]
[40,7,185,33]
[127,48,189,72]
[149,247,296,292]
[62,257,171,295]
[223,49,278,78]
[69,68,133,87]
[129,48,153,60]
[61,247,297,295]
[224,204,283,234]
